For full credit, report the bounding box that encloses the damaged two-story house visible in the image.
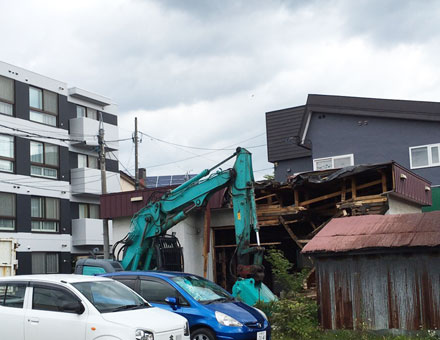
[266,94,440,210]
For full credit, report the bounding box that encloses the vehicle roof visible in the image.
[0,274,112,284]
[104,271,200,279]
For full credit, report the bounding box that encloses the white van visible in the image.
[0,274,190,340]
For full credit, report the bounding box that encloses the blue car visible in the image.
[102,271,270,340]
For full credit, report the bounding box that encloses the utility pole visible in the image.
[134,117,139,190]
[98,113,110,259]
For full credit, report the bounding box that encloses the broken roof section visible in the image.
[288,161,432,207]
[302,210,440,255]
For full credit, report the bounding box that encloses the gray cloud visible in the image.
[338,0,440,46]
[3,0,440,178]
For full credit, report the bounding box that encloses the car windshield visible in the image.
[72,280,149,313]
[172,275,232,303]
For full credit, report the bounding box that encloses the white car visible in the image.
[0,274,190,340]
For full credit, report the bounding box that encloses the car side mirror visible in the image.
[165,297,178,310]
[62,301,85,314]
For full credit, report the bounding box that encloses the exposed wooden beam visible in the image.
[279,216,303,249]
[351,178,357,199]
[214,242,281,248]
[298,178,382,207]
[203,206,211,278]
[255,193,277,202]
[380,170,387,193]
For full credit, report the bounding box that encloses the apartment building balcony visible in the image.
[69,117,119,150]
[72,218,113,246]
[71,168,120,196]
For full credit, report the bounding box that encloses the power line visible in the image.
[139,131,266,151]
[105,143,134,178]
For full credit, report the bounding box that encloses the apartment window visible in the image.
[31,196,60,232]
[76,105,98,120]
[79,203,100,219]
[410,143,440,169]
[29,87,58,126]
[78,154,99,169]
[32,253,59,274]
[0,75,14,116]
[313,154,354,171]
[30,141,59,179]
[0,135,14,173]
[0,193,15,231]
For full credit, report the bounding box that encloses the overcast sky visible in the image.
[3,0,440,179]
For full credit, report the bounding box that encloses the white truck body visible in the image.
[0,238,18,276]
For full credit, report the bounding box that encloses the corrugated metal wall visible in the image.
[316,252,440,330]
[393,163,432,206]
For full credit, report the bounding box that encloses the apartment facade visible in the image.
[0,61,120,274]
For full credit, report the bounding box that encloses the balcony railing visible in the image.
[71,168,120,196]
[72,218,113,246]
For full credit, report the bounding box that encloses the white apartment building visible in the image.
[0,61,120,274]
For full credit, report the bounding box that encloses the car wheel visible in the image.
[191,327,216,340]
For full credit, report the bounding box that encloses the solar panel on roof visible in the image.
[158,176,172,186]
[145,174,197,188]
[146,177,158,187]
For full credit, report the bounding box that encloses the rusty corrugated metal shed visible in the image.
[315,253,440,330]
[302,211,440,254]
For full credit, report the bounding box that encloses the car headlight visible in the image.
[135,329,154,340]
[215,311,243,327]
[184,321,190,336]
[253,307,268,320]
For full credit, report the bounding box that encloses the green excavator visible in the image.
[75,147,277,306]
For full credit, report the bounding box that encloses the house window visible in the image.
[32,253,59,274]
[0,135,14,173]
[313,154,354,171]
[31,196,60,232]
[76,105,98,120]
[0,76,14,116]
[410,143,440,169]
[0,193,15,231]
[79,203,100,219]
[29,87,58,126]
[78,154,99,169]
[30,141,59,179]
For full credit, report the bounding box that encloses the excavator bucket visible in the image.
[232,278,278,306]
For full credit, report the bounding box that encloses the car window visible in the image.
[0,283,26,308]
[114,278,137,292]
[140,280,180,304]
[73,280,149,313]
[32,286,79,313]
[172,275,232,303]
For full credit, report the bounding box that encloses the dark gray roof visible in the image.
[306,94,440,121]
[266,105,310,162]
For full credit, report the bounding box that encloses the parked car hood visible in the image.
[204,301,264,324]
[101,307,185,333]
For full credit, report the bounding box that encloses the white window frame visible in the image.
[409,143,440,169]
[313,153,354,171]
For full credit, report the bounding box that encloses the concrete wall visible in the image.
[111,212,215,281]
[275,113,440,185]
[386,195,422,215]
